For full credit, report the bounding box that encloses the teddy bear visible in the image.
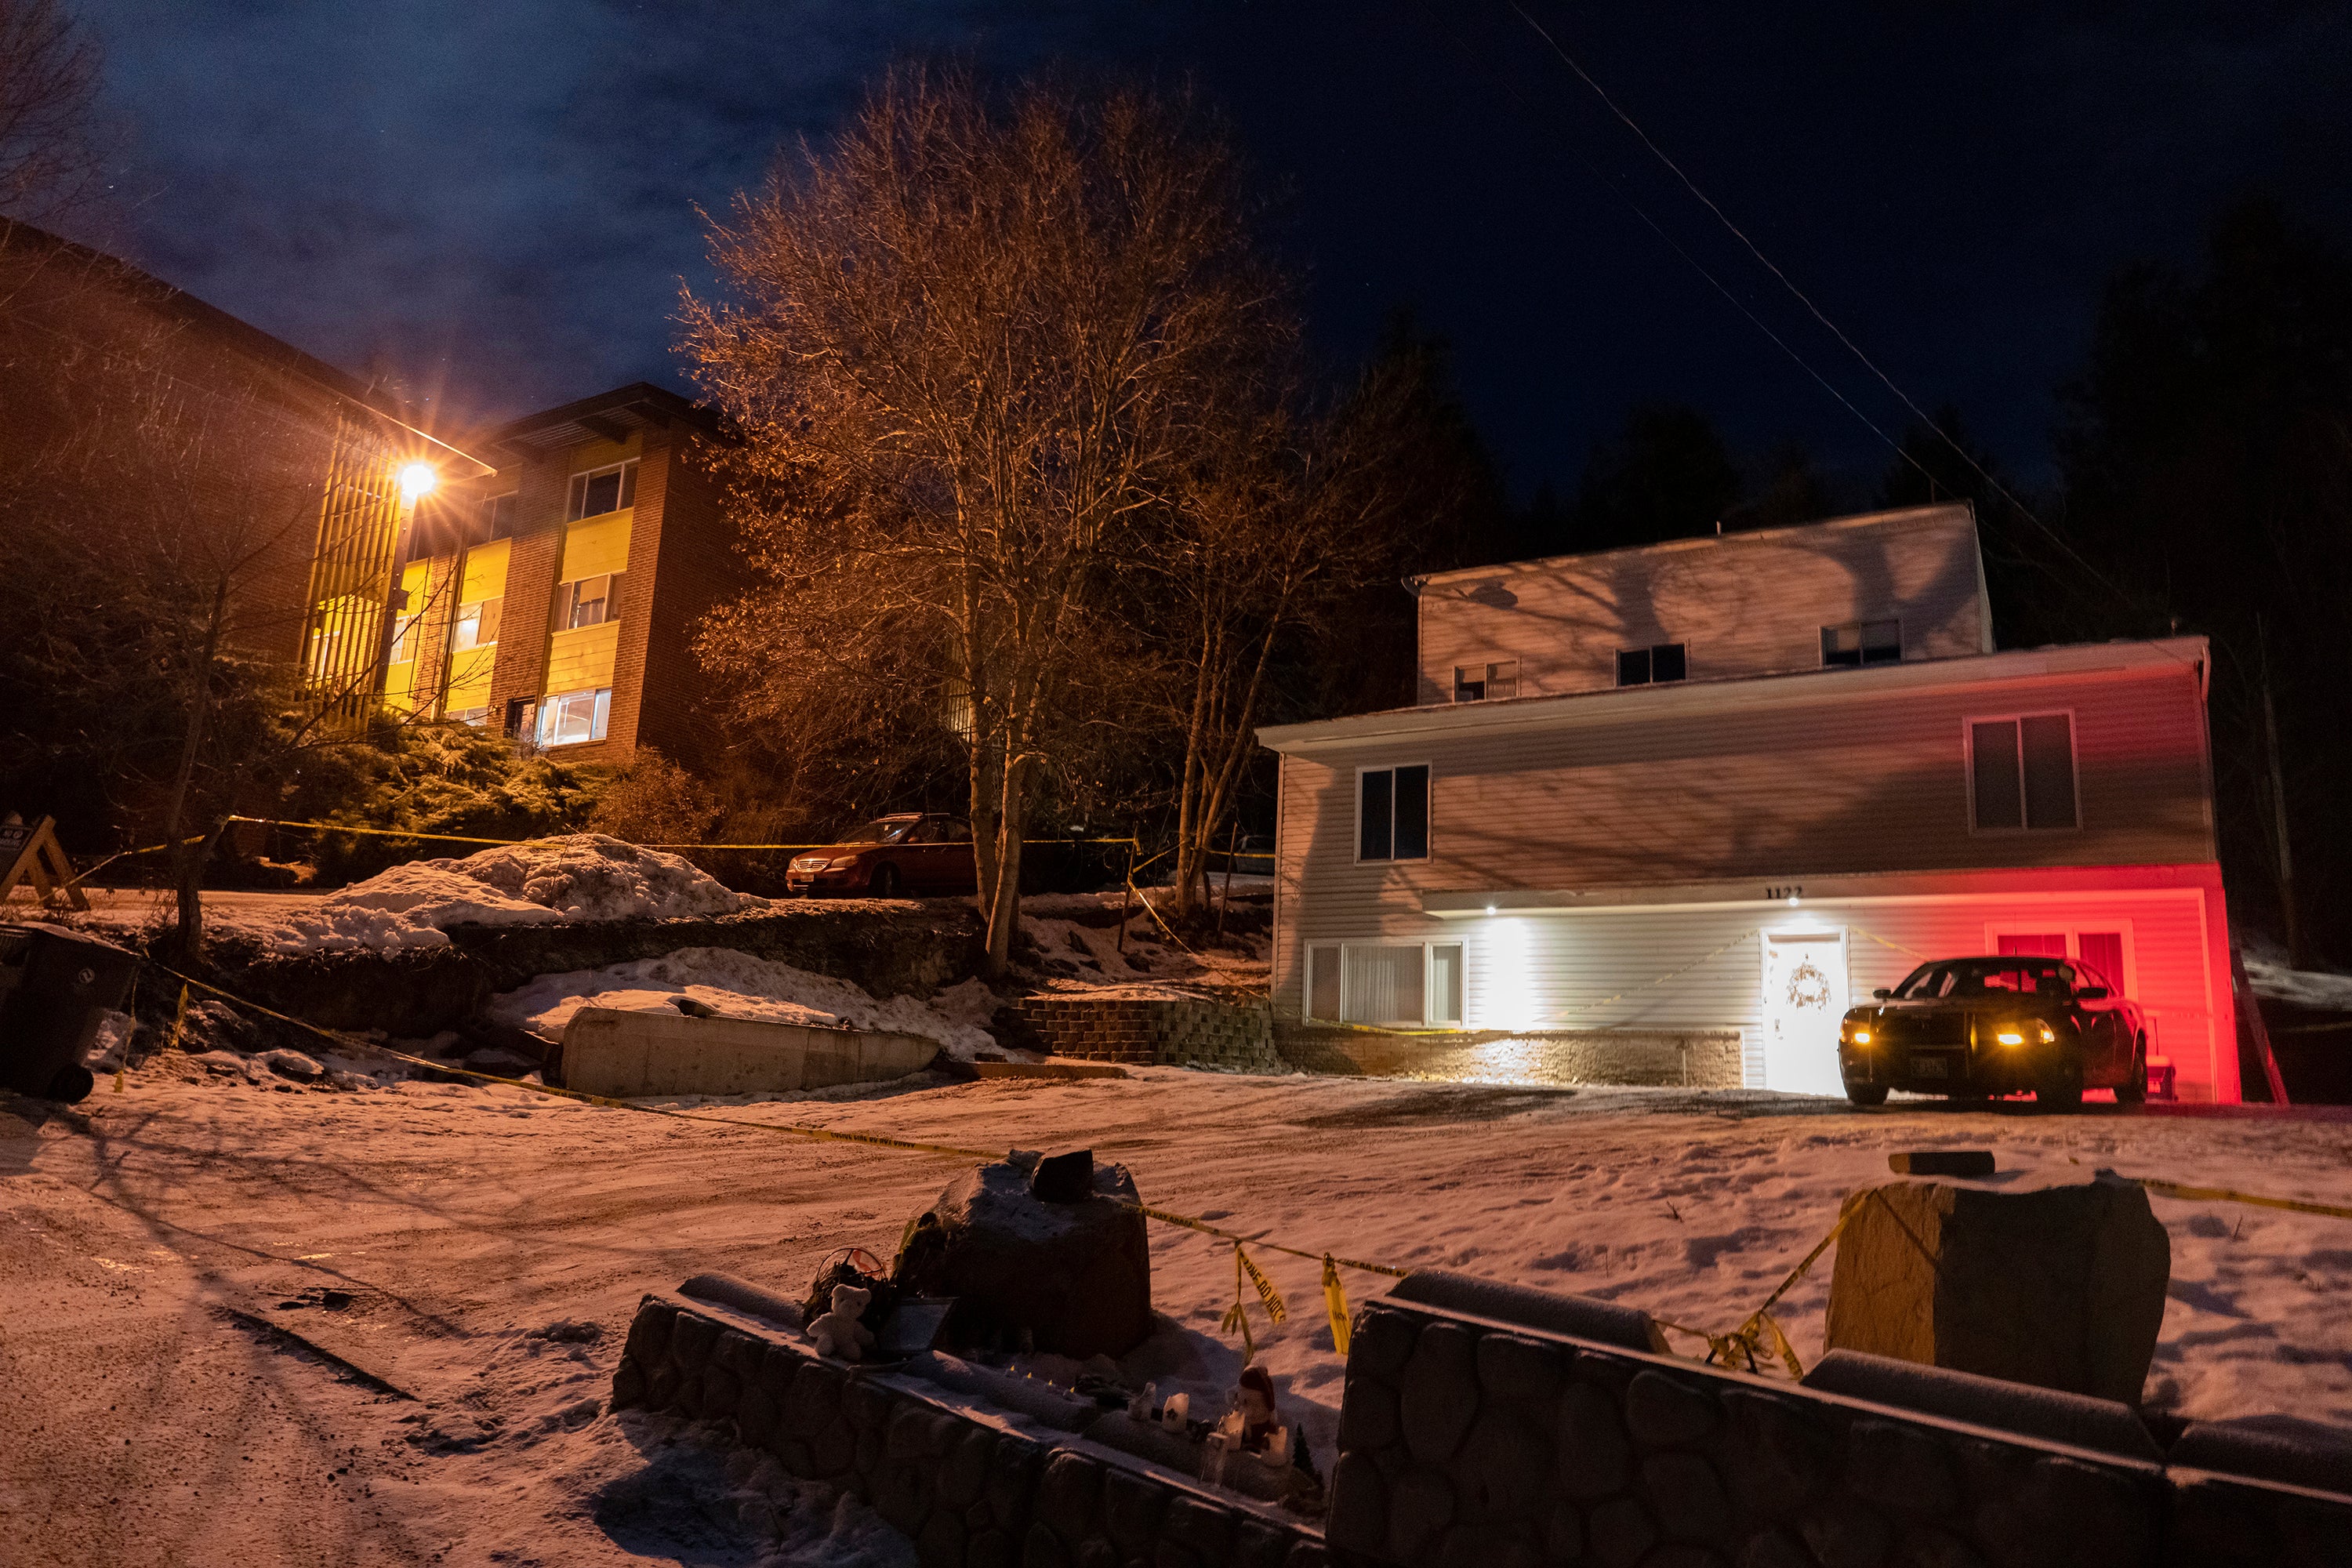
[808,1283,876,1362]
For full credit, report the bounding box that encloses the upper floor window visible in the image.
[1358,764,1430,862]
[568,459,638,522]
[1823,619,1901,668]
[1452,659,1519,702]
[389,613,421,666]
[479,492,519,543]
[558,573,622,630]
[453,597,503,652]
[1617,642,1686,687]
[1969,713,2077,831]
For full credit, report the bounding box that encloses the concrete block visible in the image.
[1390,1270,1670,1353]
[1824,1172,2169,1406]
[1802,1350,2162,1461]
[557,1004,939,1097]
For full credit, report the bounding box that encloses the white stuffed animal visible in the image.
[809,1283,876,1361]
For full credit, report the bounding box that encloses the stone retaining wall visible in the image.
[1274,1028,1744,1088]
[612,1292,1326,1568]
[1326,1294,2352,1568]
[1005,996,1283,1073]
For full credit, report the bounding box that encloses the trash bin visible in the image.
[0,924,141,1103]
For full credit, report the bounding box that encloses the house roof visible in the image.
[0,218,492,476]
[488,381,726,456]
[1409,502,1976,592]
[1256,636,2210,753]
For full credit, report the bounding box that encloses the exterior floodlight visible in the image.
[398,462,437,502]
[1485,904,1497,916]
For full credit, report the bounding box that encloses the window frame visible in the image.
[556,572,623,631]
[1354,761,1432,864]
[1982,921,2138,1000]
[1302,939,1467,1026]
[566,458,640,523]
[1451,659,1519,704]
[1615,641,1688,688]
[535,687,612,747]
[452,597,502,652]
[479,492,519,543]
[1964,710,2080,833]
[1820,618,1902,669]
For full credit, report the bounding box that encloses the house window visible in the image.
[1357,764,1430,862]
[558,573,622,630]
[480,493,519,543]
[1990,927,2132,996]
[447,706,488,727]
[1452,659,1519,703]
[1304,941,1466,1025]
[389,614,421,666]
[567,459,638,521]
[1969,713,2077,830]
[536,688,612,747]
[453,597,502,651]
[1616,642,1687,687]
[1822,619,1901,668]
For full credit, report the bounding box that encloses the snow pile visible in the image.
[2242,952,2352,1011]
[245,836,764,953]
[488,946,997,1058]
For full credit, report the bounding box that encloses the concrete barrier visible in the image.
[556,1006,942,1097]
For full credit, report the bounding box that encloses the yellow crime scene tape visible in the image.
[126,964,2352,1377]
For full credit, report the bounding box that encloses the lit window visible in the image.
[447,706,488,727]
[1616,642,1687,687]
[1823,619,1901,667]
[1452,659,1519,702]
[452,597,502,651]
[535,688,612,747]
[1358,764,1430,862]
[558,572,622,630]
[1969,713,2077,830]
[567,459,638,522]
[389,614,421,666]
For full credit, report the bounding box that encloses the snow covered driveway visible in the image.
[6,1066,2352,1565]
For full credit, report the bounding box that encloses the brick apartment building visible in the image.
[383,383,742,766]
[1,219,488,712]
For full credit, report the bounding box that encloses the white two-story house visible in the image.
[1257,503,2240,1102]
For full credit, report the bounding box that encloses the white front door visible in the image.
[1762,930,1849,1095]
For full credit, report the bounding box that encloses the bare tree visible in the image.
[684,66,1282,977]
[0,0,104,222]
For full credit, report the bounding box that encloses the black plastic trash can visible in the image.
[0,924,141,1103]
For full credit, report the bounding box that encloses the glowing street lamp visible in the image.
[397,461,438,503]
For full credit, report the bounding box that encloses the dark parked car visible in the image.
[785,814,976,898]
[1838,954,2151,1111]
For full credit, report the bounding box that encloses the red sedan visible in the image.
[785,814,977,898]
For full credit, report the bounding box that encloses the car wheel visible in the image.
[1843,1080,1889,1108]
[2038,1051,2085,1112]
[870,864,902,898]
[44,1064,95,1104]
[2115,1035,2148,1105]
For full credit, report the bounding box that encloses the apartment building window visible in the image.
[1617,642,1687,687]
[388,613,421,666]
[479,493,519,543]
[1823,619,1901,667]
[568,459,638,521]
[1452,659,1519,702]
[557,572,622,630]
[1358,764,1430,862]
[452,597,502,651]
[448,706,488,727]
[1304,941,1466,1025]
[537,688,612,747]
[1969,713,2078,831]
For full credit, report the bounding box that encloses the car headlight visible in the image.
[1995,1028,2025,1046]
[1847,1028,1872,1046]
[828,855,864,869]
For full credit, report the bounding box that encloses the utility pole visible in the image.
[2256,614,2301,967]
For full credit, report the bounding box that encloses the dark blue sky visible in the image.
[66,2,2352,499]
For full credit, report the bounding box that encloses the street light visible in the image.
[397,461,437,503]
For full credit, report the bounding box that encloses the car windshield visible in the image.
[1892,958,2078,999]
[838,818,913,845]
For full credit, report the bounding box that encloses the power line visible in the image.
[1500,2,2140,609]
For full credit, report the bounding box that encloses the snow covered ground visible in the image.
[45,836,765,953]
[488,949,1002,1058]
[9,1061,2352,1565]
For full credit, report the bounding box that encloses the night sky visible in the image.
[64,2,2352,499]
